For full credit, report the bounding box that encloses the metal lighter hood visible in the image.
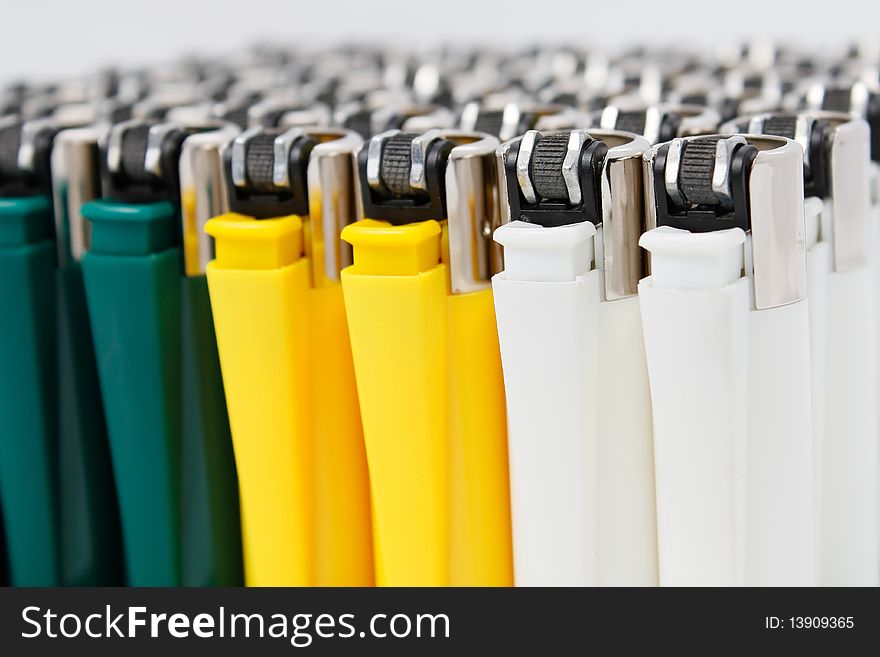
[498,128,651,300]
[225,126,363,285]
[647,134,806,310]
[723,110,872,273]
[356,128,502,293]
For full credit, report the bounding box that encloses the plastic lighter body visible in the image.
[0,120,122,586]
[639,135,814,586]
[342,220,450,586]
[51,127,123,586]
[815,217,880,586]
[874,164,880,584]
[205,128,373,586]
[492,129,657,586]
[81,121,242,586]
[0,507,7,585]
[812,131,879,587]
[875,162,880,579]
[725,111,880,586]
[804,83,880,586]
[0,195,62,586]
[342,130,513,586]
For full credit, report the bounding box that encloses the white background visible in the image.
[1,0,878,83]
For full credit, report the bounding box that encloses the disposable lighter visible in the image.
[806,88,880,567]
[81,119,243,586]
[205,127,374,587]
[342,129,513,586]
[804,80,880,165]
[51,125,124,586]
[492,128,657,586]
[459,101,582,141]
[0,115,122,586]
[723,111,878,586]
[596,101,720,144]
[245,96,331,129]
[804,81,880,231]
[336,102,454,138]
[639,134,814,586]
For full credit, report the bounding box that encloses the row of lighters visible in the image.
[2,42,880,588]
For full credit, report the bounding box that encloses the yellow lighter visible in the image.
[342,129,513,586]
[205,127,373,586]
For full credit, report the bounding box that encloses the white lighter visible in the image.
[805,86,880,531]
[639,134,814,586]
[492,128,658,586]
[724,111,879,587]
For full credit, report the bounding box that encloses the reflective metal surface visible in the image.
[144,122,182,178]
[409,129,444,191]
[746,136,807,309]
[825,115,872,272]
[591,129,652,300]
[272,127,306,187]
[561,130,590,206]
[230,126,262,188]
[365,129,399,192]
[305,129,363,286]
[17,118,54,172]
[443,130,503,294]
[179,122,240,275]
[51,127,103,266]
[730,110,872,273]
[711,135,748,207]
[515,130,539,204]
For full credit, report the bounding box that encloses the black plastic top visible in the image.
[658,112,684,143]
[254,104,310,128]
[342,107,406,138]
[342,109,374,138]
[820,87,853,112]
[472,109,506,137]
[610,108,683,144]
[101,122,192,205]
[467,105,539,139]
[357,132,455,224]
[653,136,758,233]
[613,110,648,136]
[503,131,608,228]
[869,93,880,163]
[217,93,261,129]
[225,128,318,219]
[732,113,829,199]
[818,84,880,163]
[0,120,59,197]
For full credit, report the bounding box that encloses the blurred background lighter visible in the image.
[0,108,124,587]
[640,134,813,586]
[492,128,658,586]
[459,99,582,139]
[336,101,454,138]
[805,78,880,587]
[342,129,513,586]
[81,119,243,586]
[205,126,374,587]
[593,100,720,143]
[724,110,879,586]
[50,121,125,587]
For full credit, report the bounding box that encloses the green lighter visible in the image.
[80,118,243,586]
[0,114,122,587]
